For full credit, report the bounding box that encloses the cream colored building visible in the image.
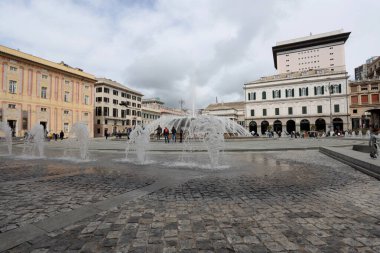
[94,78,143,137]
[202,102,245,127]
[141,98,186,125]
[273,29,350,74]
[0,45,96,137]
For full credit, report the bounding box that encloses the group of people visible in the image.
[155,125,183,143]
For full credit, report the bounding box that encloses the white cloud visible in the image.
[0,0,379,109]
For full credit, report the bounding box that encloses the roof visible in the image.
[0,44,96,81]
[272,30,351,69]
[96,78,143,96]
[142,98,165,104]
[204,101,245,111]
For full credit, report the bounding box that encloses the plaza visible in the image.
[0,138,379,253]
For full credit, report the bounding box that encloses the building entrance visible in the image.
[7,120,16,137]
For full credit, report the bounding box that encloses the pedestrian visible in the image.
[105,132,109,140]
[171,126,177,142]
[163,127,170,143]
[179,128,183,143]
[155,125,162,140]
[59,130,64,140]
[54,133,58,141]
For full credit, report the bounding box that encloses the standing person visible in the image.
[60,130,64,140]
[105,132,109,140]
[163,127,170,143]
[54,133,58,141]
[155,125,162,140]
[179,128,183,143]
[171,126,177,142]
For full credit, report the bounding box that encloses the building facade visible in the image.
[94,78,142,137]
[245,69,350,135]
[141,98,186,126]
[349,56,380,131]
[0,45,96,137]
[202,102,245,127]
[272,29,350,74]
[354,56,378,81]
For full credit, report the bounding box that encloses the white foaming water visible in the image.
[23,124,45,157]
[366,130,371,139]
[0,121,12,155]
[125,125,150,164]
[67,122,89,160]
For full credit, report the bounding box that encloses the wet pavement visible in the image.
[0,140,379,252]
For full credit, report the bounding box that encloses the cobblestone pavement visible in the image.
[0,158,156,234]
[4,151,380,253]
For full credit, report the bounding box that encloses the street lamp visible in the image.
[325,82,334,135]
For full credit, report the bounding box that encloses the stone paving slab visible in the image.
[3,150,379,253]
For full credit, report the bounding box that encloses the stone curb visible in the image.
[319,147,380,180]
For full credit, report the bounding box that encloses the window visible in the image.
[121,110,126,118]
[275,108,279,115]
[97,128,100,134]
[250,109,255,116]
[113,108,118,117]
[334,104,340,113]
[65,80,70,85]
[353,109,358,114]
[64,110,70,115]
[104,88,109,93]
[84,112,89,116]
[84,95,89,105]
[273,90,281,99]
[96,97,102,102]
[299,87,308,96]
[104,107,109,116]
[127,94,131,99]
[248,92,256,100]
[41,107,47,112]
[331,84,341,94]
[302,106,307,114]
[371,85,378,90]
[351,96,358,104]
[262,91,266,100]
[41,87,47,98]
[361,86,368,91]
[263,109,267,116]
[96,87,102,93]
[104,97,109,103]
[97,119,101,124]
[64,123,69,132]
[315,86,324,95]
[137,104,141,108]
[132,95,136,100]
[132,103,136,107]
[9,80,17,94]
[137,97,141,102]
[113,99,118,105]
[105,120,108,124]
[8,104,16,109]
[361,95,368,104]
[42,74,48,79]
[126,109,130,115]
[10,66,17,71]
[64,92,70,102]
[132,110,136,116]
[372,94,379,103]
[317,105,322,113]
[113,90,119,96]
[85,85,89,89]
[285,89,294,98]
[137,111,141,117]
[288,107,293,115]
[121,92,126,98]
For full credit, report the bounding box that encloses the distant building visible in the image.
[354,56,378,81]
[202,102,245,127]
[142,98,186,126]
[245,69,349,134]
[349,56,380,130]
[94,78,142,137]
[0,45,96,137]
[272,29,350,74]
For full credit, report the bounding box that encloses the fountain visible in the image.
[125,115,250,168]
[358,130,363,138]
[125,125,150,164]
[366,130,371,138]
[67,122,90,160]
[23,123,45,157]
[0,121,12,155]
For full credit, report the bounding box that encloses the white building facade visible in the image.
[94,78,142,137]
[244,69,350,135]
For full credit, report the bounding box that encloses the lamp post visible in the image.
[325,82,334,135]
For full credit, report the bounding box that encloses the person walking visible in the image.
[156,125,162,140]
[171,126,177,142]
[59,130,64,140]
[163,127,170,143]
[179,128,183,143]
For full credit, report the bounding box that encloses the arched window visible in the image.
[262,91,266,100]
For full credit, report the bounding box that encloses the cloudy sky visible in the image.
[0,0,379,109]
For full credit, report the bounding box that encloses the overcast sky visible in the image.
[0,0,379,109]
